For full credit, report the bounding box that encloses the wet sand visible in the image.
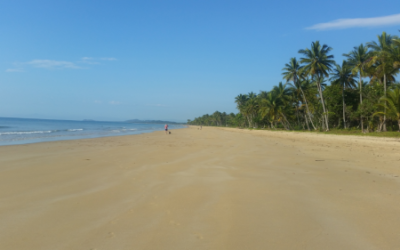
[1,126,400,249]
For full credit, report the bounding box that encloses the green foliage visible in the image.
[188,31,400,134]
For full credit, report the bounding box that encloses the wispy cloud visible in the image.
[6,56,117,72]
[26,60,81,69]
[80,57,100,65]
[306,13,400,31]
[5,68,23,72]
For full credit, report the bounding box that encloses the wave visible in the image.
[120,128,137,131]
[0,128,84,135]
[0,130,52,135]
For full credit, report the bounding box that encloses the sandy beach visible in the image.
[1,127,400,250]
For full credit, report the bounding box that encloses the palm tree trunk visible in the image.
[304,111,310,130]
[299,88,316,130]
[317,80,329,131]
[281,114,292,130]
[342,85,347,129]
[269,121,274,129]
[246,115,251,128]
[295,74,316,130]
[383,73,387,132]
[359,74,363,132]
[398,119,400,132]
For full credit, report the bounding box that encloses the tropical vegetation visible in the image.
[188,31,400,133]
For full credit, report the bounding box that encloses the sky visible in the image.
[1,0,400,122]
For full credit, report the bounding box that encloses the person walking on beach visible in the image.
[165,124,168,134]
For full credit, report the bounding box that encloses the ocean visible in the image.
[0,117,185,146]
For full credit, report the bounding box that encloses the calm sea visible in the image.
[0,117,185,146]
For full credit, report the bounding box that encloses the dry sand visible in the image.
[1,127,400,250]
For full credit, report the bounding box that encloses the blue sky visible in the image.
[1,0,400,122]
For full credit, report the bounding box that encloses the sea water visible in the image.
[0,117,185,146]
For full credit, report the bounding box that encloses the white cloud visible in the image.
[80,57,100,65]
[6,57,116,72]
[5,68,23,72]
[306,13,400,31]
[26,59,80,69]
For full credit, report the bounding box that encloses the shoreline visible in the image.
[1,126,400,249]
[0,126,186,147]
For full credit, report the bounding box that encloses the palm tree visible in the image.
[374,87,400,131]
[288,80,304,127]
[299,41,335,131]
[330,61,356,128]
[272,82,291,101]
[298,78,318,130]
[235,94,248,109]
[259,91,285,129]
[282,58,315,128]
[282,57,310,127]
[367,32,399,131]
[259,92,276,128]
[203,114,210,126]
[235,94,249,126]
[343,44,372,131]
[235,93,260,128]
[244,94,259,128]
[212,111,222,126]
[392,39,400,69]
[272,82,293,129]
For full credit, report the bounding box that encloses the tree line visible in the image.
[188,32,400,132]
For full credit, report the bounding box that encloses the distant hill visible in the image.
[125,119,183,124]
